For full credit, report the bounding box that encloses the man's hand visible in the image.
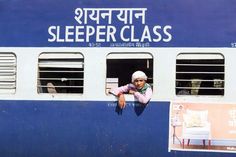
[129,89,136,94]
[118,94,126,109]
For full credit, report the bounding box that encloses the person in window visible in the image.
[198,78,221,95]
[177,81,191,95]
[109,71,153,109]
[47,82,57,93]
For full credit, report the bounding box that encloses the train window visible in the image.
[0,53,16,94]
[176,53,224,96]
[37,53,84,94]
[106,53,153,94]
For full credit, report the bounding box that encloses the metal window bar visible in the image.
[176,63,224,66]
[176,79,224,81]
[176,72,224,74]
[38,85,83,88]
[38,62,84,68]
[176,87,224,90]
[38,78,84,81]
[39,70,84,73]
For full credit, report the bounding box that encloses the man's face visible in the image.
[133,79,145,89]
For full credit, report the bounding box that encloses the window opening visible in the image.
[38,53,84,94]
[176,53,224,96]
[0,53,16,94]
[106,53,153,94]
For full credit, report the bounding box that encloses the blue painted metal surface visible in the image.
[0,0,236,47]
[0,100,234,157]
[0,101,168,157]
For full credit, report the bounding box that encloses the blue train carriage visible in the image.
[0,0,236,157]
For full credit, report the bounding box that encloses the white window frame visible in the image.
[176,53,225,96]
[106,52,153,94]
[0,53,16,94]
[37,52,84,94]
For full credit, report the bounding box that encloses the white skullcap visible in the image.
[131,71,147,82]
